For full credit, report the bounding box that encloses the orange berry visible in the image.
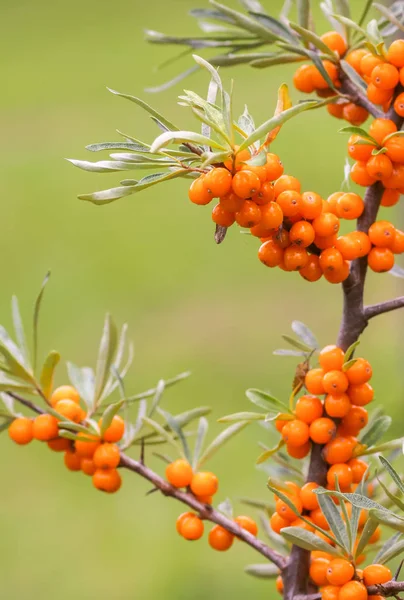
[323,261,349,284]
[252,181,275,205]
[293,64,315,93]
[300,191,323,220]
[289,221,315,247]
[266,153,284,181]
[295,395,323,424]
[305,368,325,395]
[212,203,236,227]
[290,517,314,532]
[369,220,396,248]
[345,49,368,73]
[310,507,330,530]
[348,382,374,406]
[326,191,344,214]
[93,443,121,469]
[361,53,384,77]
[339,581,367,600]
[235,200,261,228]
[368,246,395,272]
[300,482,320,511]
[310,558,330,586]
[274,481,301,499]
[276,190,302,217]
[384,136,404,164]
[92,468,122,493]
[369,118,397,145]
[287,441,311,458]
[309,418,336,444]
[50,385,80,406]
[283,246,309,271]
[196,494,213,504]
[299,255,323,282]
[325,393,351,418]
[336,192,365,220]
[176,512,194,534]
[327,464,353,489]
[208,525,233,551]
[323,370,349,394]
[372,63,399,89]
[366,154,394,180]
[251,222,277,239]
[394,92,404,117]
[276,575,284,594]
[392,228,404,253]
[381,188,400,207]
[270,511,290,534]
[258,239,284,268]
[347,134,375,162]
[166,459,193,488]
[274,175,301,197]
[314,233,338,250]
[47,437,71,452]
[8,417,34,445]
[64,450,82,471]
[81,457,96,476]
[234,515,258,536]
[327,102,345,119]
[321,31,347,56]
[319,248,344,273]
[312,213,340,238]
[383,164,404,189]
[311,61,338,90]
[232,170,261,199]
[323,437,355,465]
[321,585,340,600]
[188,175,213,205]
[282,419,310,447]
[319,345,345,372]
[326,558,354,586]
[54,399,82,423]
[367,83,393,105]
[191,472,218,497]
[204,167,232,197]
[335,234,360,261]
[100,415,125,443]
[259,201,284,230]
[275,418,288,432]
[388,39,404,67]
[350,161,377,187]
[219,192,244,213]
[343,103,368,126]
[275,497,303,522]
[241,163,268,183]
[345,360,372,387]
[75,433,101,458]
[340,406,369,436]
[347,458,368,483]
[32,414,59,441]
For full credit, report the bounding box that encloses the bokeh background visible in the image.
[1,0,404,598]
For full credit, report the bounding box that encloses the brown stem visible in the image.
[364,296,404,320]
[7,392,45,415]
[296,579,404,599]
[339,75,385,120]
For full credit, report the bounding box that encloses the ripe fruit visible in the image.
[371,63,399,90]
[287,441,311,459]
[322,370,349,394]
[276,190,302,217]
[295,395,323,424]
[309,418,336,444]
[336,193,364,220]
[266,153,284,180]
[305,368,325,395]
[54,399,82,423]
[327,464,353,489]
[224,147,251,172]
[350,161,377,186]
[50,385,80,406]
[47,437,71,452]
[310,558,330,586]
[208,525,234,551]
[234,515,258,536]
[300,192,323,220]
[293,64,315,93]
[232,170,261,198]
[260,201,283,230]
[369,119,397,146]
[320,248,344,273]
[392,228,404,253]
[235,200,261,228]
[368,247,394,272]
[93,443,121,469]
[323,437,355,465]
[276,575,284,594]
[345,49,367,73]
[321,585,340,600]
[310,507,330,530]
[270,512,290,534]
[312,213,340,237]
[347,458,368,483]
[368,220,396,248]
[253,181,275,205]
[324,393,351,418]
[281,420,310,447]
[345,358,372,385]
[341,406,369,436]
[367,83,393,105]
[338,580,367,600]
[81,457,96,475]
[166,459,193,488]
[176,512,194,533]
[8,417,33,445]
[384,135,404,163]
[190,472,219,497]
[394,92,404,117]
[92,468,122,493]
[347,134,375,161]
[258,240,283,268]
[75,434,101,458]
[212,204,236,227]
[274,175,301,196]
[321,31,347,56]
[188,175,213,205]
[363,564,392,586]
[33,414,59,441]
[204,167,232,197]
[220,192,244,213]
[283,247,309,271]
[299,255,323,282]
[289,221,315,247]
[326,559,354,586]
[387,39,404,67]
[64,450,82,471]
[343,103,368,126]
[348,382,374,406]
[275,497,303,521]
[101,415,125,443]
[300,482,320,511]
[367,154,393,180]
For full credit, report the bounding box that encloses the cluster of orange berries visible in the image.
[166,458,257,549]
[310,561,391,600]
[8,385,124,493]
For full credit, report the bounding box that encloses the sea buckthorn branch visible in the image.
[338,75,385,121]
[364,295,404,320]
[119,452,287,570]
[7,392,45,416]
[296,578,404,599]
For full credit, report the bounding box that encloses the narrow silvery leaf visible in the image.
[100,400,125,436]
[198,421,249,467]
[273,349,308,357]
[142,416,182,454]
[246,388,290,412]
[0,327,34,384]
[86,141,151,153]
[317,493,349,550]
[281,527,341,555]
[32,272,50,372]
[150,130,227,153]
[250,13,296,42]
[360,416,392,447]
[370,508,404,534]
[291,321,319,349]
[68,159,139,173]
[218,411,266,423]
[39,351,60,400]
[290,22,336,57]
[217,498,233,518]
[375,534,404,564]
[107,89,179,131]
[238,104,256,136]
[174,406,212,428]
[297,0,310,28]
[340,60,368,92]
[389,264,404,279]
[281,334,312,352]
[67,363,95,407]
[209,1,283,42]
[11,296,30,368]
[158,408,192,463]
[93,314,118,408]
[192,417,209,470]
[377,477,404,512]
[245,563,280,579]
[379,456,404,495]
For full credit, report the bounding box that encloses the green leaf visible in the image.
[358,0,373,27]
[340,60,368,92]
[209,1,283,42]
[0,375,35,395]
[246,151,267,166]
[281,526,341,555]
[39,351,60,400]
[93,314,118,408]
[379,456,404,495]
[257,439,285,464]
[246,388,290,413]
[126,371,191,403]
[344,340,360,362]
[197,421,249,468]
[58,429,82,441]
[11,296,30,369]
[317,493,349,550]
[68,159,144,173]
[100,399,125,437]
[142,416,182,453]
[281,334,312,353]
[33,271,50,372]
[289,22,336,57]
[370,508,404,534]
[355,517,380,558]
[107,89,179,131]
[332,14,366,37]
[360,416,392,447]
[67,363,95,407]
[375,534,404,565]
[291,321,319,349]
[147,379,165,419]
[377,476,404,512]
[339,126,378,146]
[58,421,97,435]
[150,129,227,153]
[192,417,208,471]
[360,437,404,456]
[317,489,389,513]
[273,349,308,357]
[86,141,151,153]
[250,12,296,42]
[217,498,233,518]
[238,99,318,152]
[158,408,192,463]
[251,53,306,68]
[219,410,265,423]
[244,564,280,579]
[0,328,34,384]
[297,0,310,29]
[366,18,384,45]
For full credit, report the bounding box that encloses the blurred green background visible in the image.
[1,1,404,598]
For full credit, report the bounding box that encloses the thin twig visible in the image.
[7,392,45,415]
[364,296,404,320]
[119,452,286,570]
[339,75,385,120]
[367,581,404,597]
